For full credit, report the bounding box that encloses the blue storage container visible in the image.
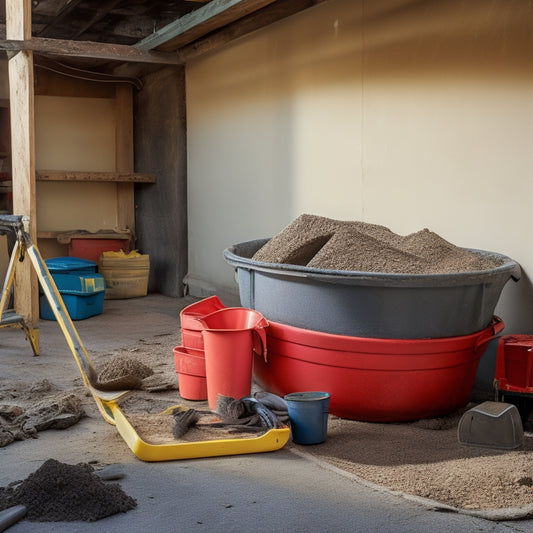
[40,272,105,321]
[51,273,105,293]
[45,256,97,274]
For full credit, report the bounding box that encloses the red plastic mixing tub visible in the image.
[253,317,504,422]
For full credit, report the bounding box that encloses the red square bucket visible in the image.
[495,336,533,394]
[173,346,207,401]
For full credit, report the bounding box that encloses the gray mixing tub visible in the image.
[223,238,521,339]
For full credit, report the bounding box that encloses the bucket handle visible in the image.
[474,316,504,353]
[252,326,268,363]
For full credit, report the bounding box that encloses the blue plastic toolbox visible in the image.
[45,256,98,274]
[40,271,105,320]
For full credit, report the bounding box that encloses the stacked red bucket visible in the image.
[174,296,269,409]
[173,296,225,401]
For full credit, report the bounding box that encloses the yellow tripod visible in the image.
[0,215,40,355]
[0,214,127,423]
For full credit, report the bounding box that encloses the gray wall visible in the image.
[134,66,187,297]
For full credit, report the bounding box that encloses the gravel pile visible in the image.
[253,214,504,274]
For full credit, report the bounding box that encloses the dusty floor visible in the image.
[1,294,533,525]
[301,413,533,513]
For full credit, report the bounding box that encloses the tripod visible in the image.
[0,214,127,423]
[0,215,40,355]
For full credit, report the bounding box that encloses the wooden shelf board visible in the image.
[36,170,156,183]
[38,231,132,244]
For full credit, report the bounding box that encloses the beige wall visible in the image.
[186,0,533,332]
[34,95,118,232]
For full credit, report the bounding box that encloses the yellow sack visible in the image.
[102,249,143,259]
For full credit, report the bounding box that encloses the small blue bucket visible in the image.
[284,391,330,445]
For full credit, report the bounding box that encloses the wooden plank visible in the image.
[135,0,278,52]
[115,84,135,235]
[0,37,181,64]
[7,0,39,326]
[113,0,330,78]
[178,0,323,62]
[6,0,31,40]
[38,230,132,244]
[36,0,85,37]
[36,170,155,183]
[71,0,123,40]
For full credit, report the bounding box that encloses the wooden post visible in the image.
[115,84,135,238]
[7,0,39,348]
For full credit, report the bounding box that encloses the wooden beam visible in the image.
[71,0,123,40]
[38,230,132,244]
[8,54,35,228]
[178,0,326,63]
[135,0,278,52]
[36,170,155,183]
[0,37,181,64]
[113,0,329,78]
[6,0,31,40]
[7,0,39,331]
[36,0,85,37]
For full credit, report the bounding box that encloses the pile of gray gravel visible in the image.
[252,214,505,274]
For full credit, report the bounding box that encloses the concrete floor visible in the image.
[1,294,533,532]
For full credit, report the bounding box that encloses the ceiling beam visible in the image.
[37,0,85,37]
[71,0,123,40]
[134,0,278,52]
[178,0,328,63]
[0,37,180,64]
[113,0,328,78]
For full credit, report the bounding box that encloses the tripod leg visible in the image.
[22,324,39,356]
[0,239,19,317]
[0,239,40,355]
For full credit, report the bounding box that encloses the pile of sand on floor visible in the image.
[0,459,136,522]
[0,380,85,448]
[297,409,533,515]
[252,214,505,274]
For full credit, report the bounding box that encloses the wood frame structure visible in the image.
[6,0,39,344]
[3,0,330,351]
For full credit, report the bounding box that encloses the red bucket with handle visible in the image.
[200,308,268,409]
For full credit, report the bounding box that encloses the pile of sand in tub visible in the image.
[252,214,505,274]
